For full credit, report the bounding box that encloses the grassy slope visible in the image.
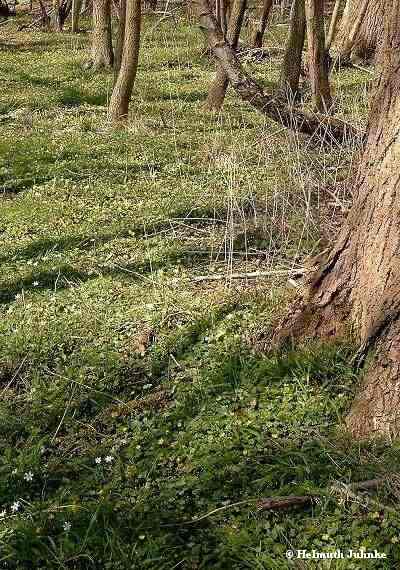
[0,14,400,570]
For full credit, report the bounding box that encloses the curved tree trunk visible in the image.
[204,0,247,111]
[275,1,400,439]
[91,0,114,69]
[305,0,332,112]
[280,0,306,97]
[251,0,273,48]
[334,0,385,61]
[108,0,141,121]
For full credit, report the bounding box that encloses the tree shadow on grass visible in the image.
[0,207,227,264]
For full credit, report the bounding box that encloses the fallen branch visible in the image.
[257,478,388,512]
[257,495,312,511]
[195,0,358,143]
[192,268,310,282]
[175,478,394,526]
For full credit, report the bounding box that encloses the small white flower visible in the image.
[63,521,71,532]
[0,510,6,518]
[11,469,17,475]
[15,294,21,300]
[24,471,34,482]
[95,457,102,464]
[11,501,20,513]
[104,455,113,463]
[33,281,39,287]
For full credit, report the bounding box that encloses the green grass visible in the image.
[0,12,399,570]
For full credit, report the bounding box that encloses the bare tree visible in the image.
[274,0,400,439]
[91,0,113,69]
[114,0,127,76]
[251,0,273,48]
[108,0,141,120]
[325,0,341,52]
[71,0,83,31]
[197,0,353,141]
[305,0,332,112]
[204,0,247,111]
[280,0,306,98]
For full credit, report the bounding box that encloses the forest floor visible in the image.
[1,12,400,570]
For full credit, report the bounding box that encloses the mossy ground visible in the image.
[0,12,399,570]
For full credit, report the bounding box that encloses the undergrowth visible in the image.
[0,11,399,570]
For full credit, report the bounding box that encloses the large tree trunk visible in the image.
[91,0,114,69]
[108,0,141,121]
[280,0,306,97]
[251,0,273,48]
[305,0,332,112]
[275,1,400,439]
[204,0,247,111]
[334,0,385,61]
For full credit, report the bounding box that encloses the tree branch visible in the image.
[195,0,358,143]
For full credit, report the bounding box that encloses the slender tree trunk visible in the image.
[274,1,400,439]
[91,0,113,69]
[71,0,83,31]
[204,0,247,111]
[108,0,141,121]
[325,0,341,51]
[114,0,126,78]
[280,0,306,98]
[51,0,62,30]
[305,0,332,112]
[219,0,228,35]
[251,0,273,48]
[335,0,385,61]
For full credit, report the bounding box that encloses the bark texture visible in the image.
[251,0,273,48]
[305,0,332,112]
[91,0,114,69]
[197,0,355,142]
[204,0,247,111]
[280,0,306,97]
[335,0,385,61]
[274,0,400,438]
[108,0,141,120]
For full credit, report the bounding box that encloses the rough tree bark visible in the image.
[251,0,273,48]
[91,0,114,69]
[280,0,306,98]
[203,0,247,111]
[305,0,332,112]
[108,0,141,120]
[334,0,385,61]
[274,0,400,439]
[197,0,355,141]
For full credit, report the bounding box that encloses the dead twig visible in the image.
[192,268,311,282]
